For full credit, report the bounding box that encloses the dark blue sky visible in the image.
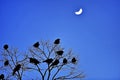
[0,0,120,80]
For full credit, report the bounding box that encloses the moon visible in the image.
[75,8,83,15]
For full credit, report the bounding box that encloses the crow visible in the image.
[3,44,8,50]
[29,58,40,65]
[43,58,53,64]
[4,60,9,66]
[71,57,77,64]
[13,64,21,75]
[0,74,4,80]
[56,50,64,56]
[54,39,60,44]
[51,59,59,66]
[33,42,39,48]
[63,58,67,64]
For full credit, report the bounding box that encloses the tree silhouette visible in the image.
[0,39,85,80]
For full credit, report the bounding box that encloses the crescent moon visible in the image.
[75,8,83,15]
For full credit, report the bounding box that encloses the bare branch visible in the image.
[0,39,84,80]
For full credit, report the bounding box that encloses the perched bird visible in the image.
[4,60,9,66]
[13,64,21,75]
[43,58,53,64]
[3,44,8,50]
[54,39,60,44]
[29,58,40,65]
[63,58,67,64]
[51,59,59,66]
[33,42,40,48]
[71,57,77,64]
[0,74,4,80]
[56,50,64,56]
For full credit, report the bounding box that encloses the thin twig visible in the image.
[52,65,63,80]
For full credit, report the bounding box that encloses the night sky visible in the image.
[0,0,120,80]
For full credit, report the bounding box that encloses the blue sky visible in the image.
[0,0,120,80]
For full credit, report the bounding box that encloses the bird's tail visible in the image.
[12,71,15,75]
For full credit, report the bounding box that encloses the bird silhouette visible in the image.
[12,64,21,75]
[0,74,4,80]
[29,58,40,65]
[54,39,60,44]
[51,59,59,66]
[56,50,64,56]
[71,57,77,64]
[33,42,40,48]
[4,60,9,66]
[3,44,8,50]
[43,58,53,64]
[63,58,67,64]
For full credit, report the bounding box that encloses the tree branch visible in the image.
[52,65,63,80]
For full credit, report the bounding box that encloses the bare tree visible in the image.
[0,39,85,80]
